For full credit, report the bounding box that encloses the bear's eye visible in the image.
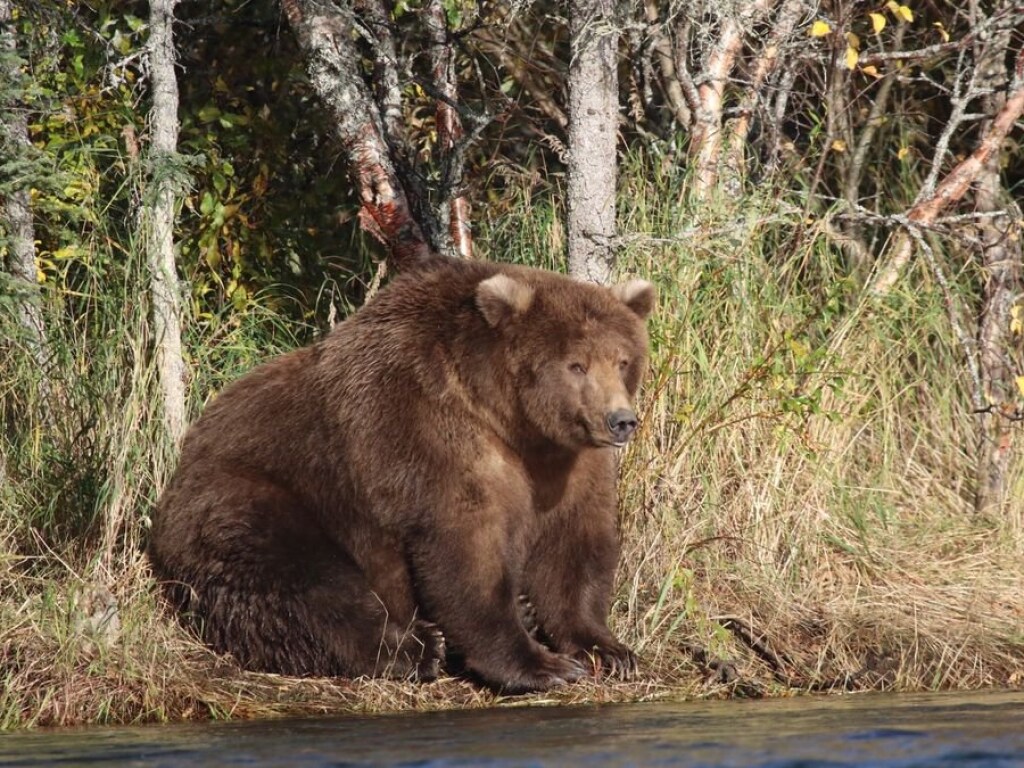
[618,359,630,371]
[569,362,587,375]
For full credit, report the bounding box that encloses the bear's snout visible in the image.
[606,408,638,445]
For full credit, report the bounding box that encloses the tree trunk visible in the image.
[566,0,619,285]
[689,0,773,199]
[282,0,434,268]
[146,0,188,445]
[1,0,50,380]
[426,0,472,259]
[972,15,1021,516]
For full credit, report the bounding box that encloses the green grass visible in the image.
[2,157,1023,728]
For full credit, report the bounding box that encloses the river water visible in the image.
[2,690,1023,767]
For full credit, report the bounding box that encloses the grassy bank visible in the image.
[2,164,1023,728]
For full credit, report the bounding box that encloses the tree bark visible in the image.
[426,0,472,259]
[146,0,188,445]
[972,14,1021,515]
[723,0,804,188]
[567,0,619,285]
[282,0,434,268]
[1,0,50,379]
[689,0,773,199]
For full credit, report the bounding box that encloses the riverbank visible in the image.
[3,170,1024,728]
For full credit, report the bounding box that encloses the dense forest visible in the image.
[2,0,1024,727]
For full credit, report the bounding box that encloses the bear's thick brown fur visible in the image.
[149,257,654,692]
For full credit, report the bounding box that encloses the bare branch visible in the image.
[475,8,568,129]
[643,0,691,126]
[728,0,808,154]
[843,25,907,211]
[869,47,1024,295]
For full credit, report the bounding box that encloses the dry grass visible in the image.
[606,177,1024,699]
[0,551,690,728]
[3,169,1024,728]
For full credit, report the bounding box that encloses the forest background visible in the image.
[2,0,1024,728]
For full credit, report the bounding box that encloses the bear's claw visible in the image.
[412,619,446,681]
[578,642,639,681]
[388,619,446,682]
[517,594,540,639]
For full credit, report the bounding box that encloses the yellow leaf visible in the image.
[897,4,913,22]
[870,13,886,33]
[897,146,910,160]
[933,22,949,42]
[832,139,847,152]
[846,31,861,48]
[845,46,859,69]
[52,245,79,260]
[36,267,46,284]
[810,19,831,37]
[1012,306,1023,335]
[862,65,881,78]
[885,0,900,12]
[1016,376,1024,398]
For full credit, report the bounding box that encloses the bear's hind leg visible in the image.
[153,474,443,680]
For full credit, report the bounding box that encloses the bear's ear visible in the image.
[476,274,535,327]
[611,279,656,320]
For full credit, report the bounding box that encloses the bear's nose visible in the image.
[606,408,638,444]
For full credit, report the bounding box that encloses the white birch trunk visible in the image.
[146,0,187,445]
[567,0,619,285]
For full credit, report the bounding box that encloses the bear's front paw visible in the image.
[575,640,638,681]
[411,619,447,681]
[483,647,587,694]
[389,619,446,682]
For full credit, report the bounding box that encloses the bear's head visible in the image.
[476,271,655,451]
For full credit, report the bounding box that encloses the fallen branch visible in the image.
[717,616,859,692]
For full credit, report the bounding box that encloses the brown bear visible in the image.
[149,256,654,693]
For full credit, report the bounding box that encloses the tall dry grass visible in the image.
[2,160,1023,728]
[604,163,1024,695]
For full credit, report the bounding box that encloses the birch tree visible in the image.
[426,0,472,259]
[1,0,50,381]
[567,0,619,284]
[640,0,811,200]
[145,0,187,444]
[281,0,487,268]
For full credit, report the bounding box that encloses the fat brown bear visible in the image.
[149,256,655,693]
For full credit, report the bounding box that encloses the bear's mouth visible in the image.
[580,420,631,449]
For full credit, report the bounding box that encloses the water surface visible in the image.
[2,689,1023,767]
